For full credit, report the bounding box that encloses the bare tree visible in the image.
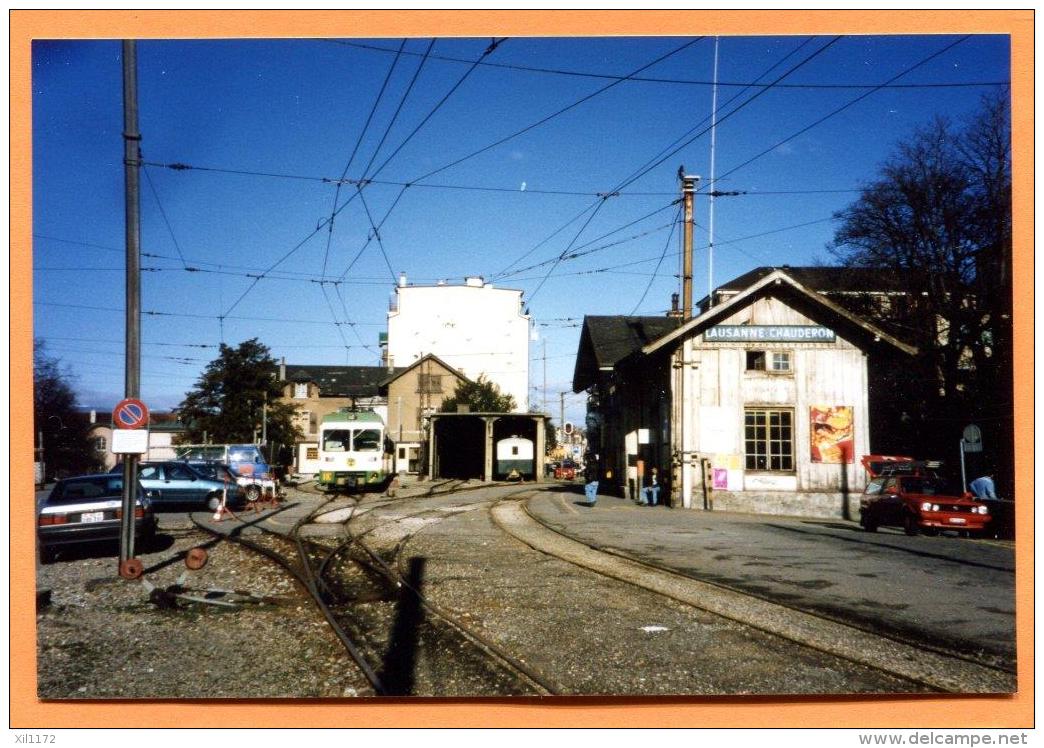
[830,94,1012,491]
[34,340,101,478]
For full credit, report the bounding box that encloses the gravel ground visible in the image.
[395,494,924,695]
[36,516,374,699]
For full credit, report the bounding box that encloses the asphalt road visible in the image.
[528,485,1016,670]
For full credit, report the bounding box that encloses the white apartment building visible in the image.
[386,275,530,412]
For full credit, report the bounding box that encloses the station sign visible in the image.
[704,325,835,343]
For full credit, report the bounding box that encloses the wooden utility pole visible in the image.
[119,39,142,570]
[681,174,699,319]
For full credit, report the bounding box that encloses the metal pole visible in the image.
[559,391,565,438]
[261,394,268,445]
[120,39,142,567]
[960,439,967,492]
[681,175,699,319]
[708,37,720,307]
[542,338,547,414]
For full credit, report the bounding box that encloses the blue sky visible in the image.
[32,34,1011,426]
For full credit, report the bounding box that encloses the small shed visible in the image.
[642,269,917,518]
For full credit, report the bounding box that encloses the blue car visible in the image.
[113,461,244,511]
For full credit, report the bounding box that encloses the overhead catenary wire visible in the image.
[330,38,507,283]
[629,203,682,315]
[406,38,704,188]
[321,38,408,277]
[499,37,841,302]
[325,38,1008,90]
[706,35,975,191]
[142,164,189,269]
[137,160,862,197]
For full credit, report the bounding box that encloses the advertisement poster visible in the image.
[810,405,854,464]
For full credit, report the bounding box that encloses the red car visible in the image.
[859,455,991,536]
[554,460,577,480]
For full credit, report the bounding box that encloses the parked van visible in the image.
[174,443,276,501]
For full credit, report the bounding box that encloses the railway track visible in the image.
[197,482,557,696]
[200,480,1014,695]
[494,497,1015,694]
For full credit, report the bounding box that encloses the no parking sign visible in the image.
[113,398,150,429]
[112,398,150,454]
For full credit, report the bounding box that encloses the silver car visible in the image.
[38,474,157,563]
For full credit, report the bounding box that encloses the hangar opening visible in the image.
[428,413,548,482]
[432,416,486,479]
[492,416,540,480]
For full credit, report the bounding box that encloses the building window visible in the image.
[746,350,791,372]
[770,352,791,371]
[294,382,309,399]
[309,412,317,434]
[417,374,443,394]
[91,436,107,453]
[744,408,794,471]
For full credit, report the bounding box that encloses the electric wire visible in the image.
[629,203,682,314]
[614,36,818,201]
[708,35,974,191]
[36,301,386,327]
[321,38,407,277]
[142,164,189,269]
[136,161,862,197]
[496,37,840,298]
[407,38,704,188]
[613,36,843,197]
[331,39,506,283]
[324,38,1009,91]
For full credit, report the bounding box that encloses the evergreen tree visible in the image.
[439,374,516,413]
[178,338,301,452]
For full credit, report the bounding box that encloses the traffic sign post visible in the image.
[959,424,984,492]
[114,398,149,572]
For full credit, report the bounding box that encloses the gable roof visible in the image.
[378,353,470,387]
[645,269,917,356]
[572,315,681,392]
[282,365,401,398]
[711,266,920,296]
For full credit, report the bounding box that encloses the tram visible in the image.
[317,409,389,491]
[495,436,535,480]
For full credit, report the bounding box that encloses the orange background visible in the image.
[10,10,1034,728]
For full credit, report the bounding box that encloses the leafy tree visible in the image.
[545,420,558,452]
[830,94,1012,491]
[178,338,301,452]
[439,374,516,413]
[34,340,100,478]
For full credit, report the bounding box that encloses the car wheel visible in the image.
[244,484,262,502]
[903,513,920,536]
[860,513,877,532]
[923,528,939,537]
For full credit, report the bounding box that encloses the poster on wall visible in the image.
[810,405,854,464]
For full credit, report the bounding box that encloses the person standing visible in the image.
[583,456,599,506]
